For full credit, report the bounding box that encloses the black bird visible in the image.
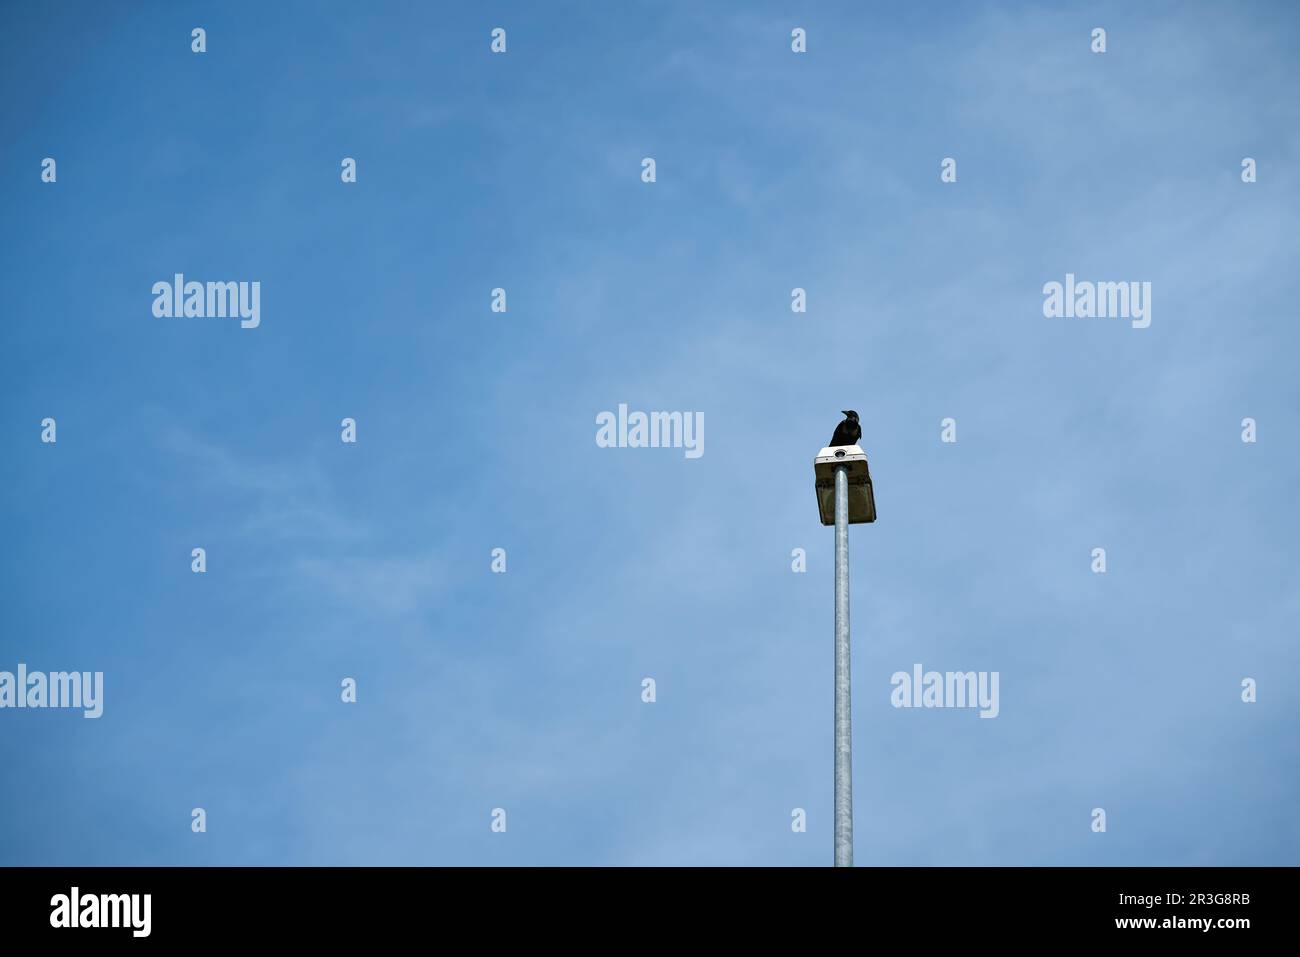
[830,410,862,447]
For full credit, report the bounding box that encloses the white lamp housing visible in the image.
[814,445,876,526]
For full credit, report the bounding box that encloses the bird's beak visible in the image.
[841,411,851,416]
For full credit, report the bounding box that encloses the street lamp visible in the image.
[813,444,875,867]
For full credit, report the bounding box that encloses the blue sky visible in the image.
[2,0,1298,865]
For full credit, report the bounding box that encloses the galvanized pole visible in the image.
[833,463,853,866]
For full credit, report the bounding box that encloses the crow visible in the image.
[830,410,861,447]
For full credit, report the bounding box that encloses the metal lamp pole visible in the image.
[815,442,872,867]
[833,463,853,867]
